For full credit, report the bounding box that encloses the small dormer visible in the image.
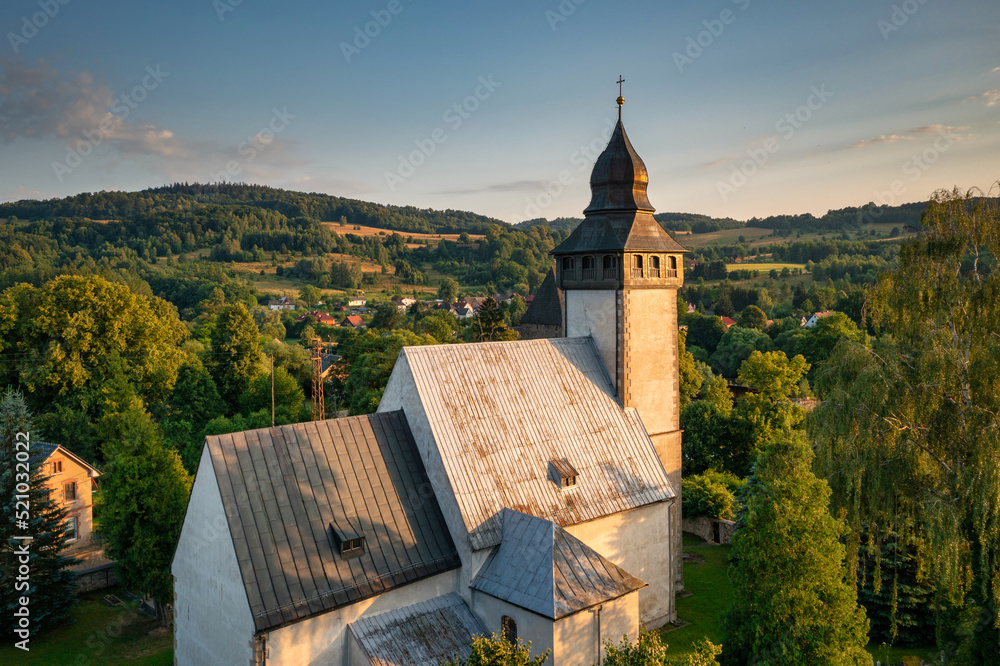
[330,523,366,559]
[548,458,579,489]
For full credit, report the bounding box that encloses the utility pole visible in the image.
[270,355,275,428]
[311,337,324,421]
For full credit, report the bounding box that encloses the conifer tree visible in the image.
[209,303,264,409]
[0,389,75,638]
[721,431,870,665]
[471,297,518,342]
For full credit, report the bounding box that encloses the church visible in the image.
[172,95,687,666]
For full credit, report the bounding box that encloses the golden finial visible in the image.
[616,76,625,119]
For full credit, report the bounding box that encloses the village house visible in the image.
[173,100,685,665]
[347,297,367,308]
[267,296,296,311]
[720,316,737,331]
[298,311,339,326]
[33,443,101,552]
[341,315,365,328]
[803,311,834,328]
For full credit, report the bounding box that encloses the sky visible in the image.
[0,0,998,222]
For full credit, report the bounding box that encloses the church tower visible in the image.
[551,89,686,589]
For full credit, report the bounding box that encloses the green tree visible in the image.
[709,326,773,378]
[370,302,405,331]
[737,304,768,330]
[0,389,75,640]
[442,632,549,666]
[685,313,727,354]
[678,330,704,410]
[470,297,518,342]
[97,404,192,616]
[721,432,871,666]
[682,469,746,520]
[341,330,438,414]
[167,363,225,429]
[603,630,721,666]
[810,190,1000,661]
[420,310,460,344]
[437,277,459,304]
[0,275,187,408]
[298,285,322,307]
[793,312,865,372]
[240,366,305,424]
[209,303,264,409]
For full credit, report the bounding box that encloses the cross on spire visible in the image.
[616,76,625,119]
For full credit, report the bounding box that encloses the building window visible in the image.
[561,256,576,280]
[667,255,678,278]
[581,256,596,280]
[501,615,517,644]
[550,457,579,489]
[631,254,644,278]
[65,517,78,542]
[603,255,619,280]
[52,461,63,474]
[649,256,661,278]
[64,481,77,502]
[340,537,365,558]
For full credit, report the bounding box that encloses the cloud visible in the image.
[848,134,914,149]
[0,58,186,160]
[993,67,1000,73]
[979,90,1000,106]
[700,156,737,168]
[0,58,312,184]
[847,125,971,150]
[436,179,549,195]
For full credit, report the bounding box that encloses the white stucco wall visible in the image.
[265,569,460,666]
[379,351,492,600]
[564,289,618,381]
[553,591,638,666]
[565,500,674,626]
[172,444,255,666]
[471,590,554,662]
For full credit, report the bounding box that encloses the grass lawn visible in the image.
[0,588,172,665]
[724,262,807,274]
[663,533,939,662]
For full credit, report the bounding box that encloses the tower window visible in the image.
[649,256,661,278]
[581,256,596,280]
[501,616,517,644]
[667,255,678,278]
[561,256,576,280]
[603,255,619,280]
[631,255,644,278]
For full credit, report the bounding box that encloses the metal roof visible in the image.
[204,411,461,632]
[471,508,646,619]
[349,593,486,665]
[519,267,563,327]
[398,337,675,551]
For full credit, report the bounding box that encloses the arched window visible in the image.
[501,616,517,644]
[561,256,576,280]
[649,256,661,278]
[603,255,619,280]
[631,255,644,279]
[668,255,678,278]
[581,256,596,280]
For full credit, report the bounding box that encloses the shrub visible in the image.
[682,469,745,520]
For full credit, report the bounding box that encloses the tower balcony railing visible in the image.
[648,267,660,278]
[562,269,577,281]
[630,268,644,278]
[582,267,596,280]
[665,268,678,278]
[603,267,618,280]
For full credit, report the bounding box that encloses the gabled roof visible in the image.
[520,267,563,327]
[471,509,646,619]
[30,442,101,477]
[349,593,486,665]
[395,337,675,551]
[205,412,460,632]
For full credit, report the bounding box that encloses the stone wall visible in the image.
[73,563,117,593]
[682,516,736,545]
